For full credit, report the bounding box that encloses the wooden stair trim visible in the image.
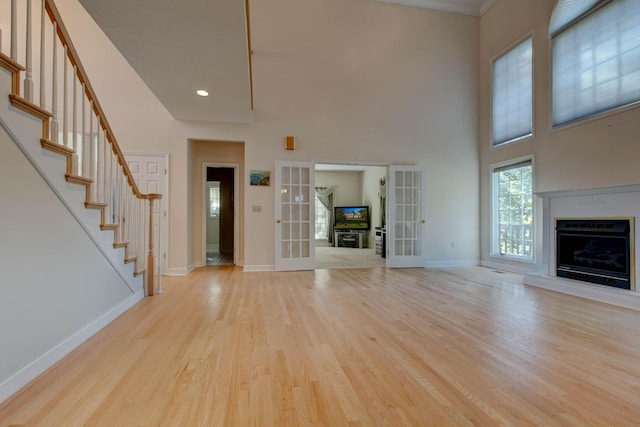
[101,224,118,231]
[85,201,107,210]
[41,138,74,157]
[65,174,92,186]
[113,241,129,249]
[0,52,25,95]
[0,52,25,73]
[41,139,75,176]
[9,95,52,139]
[134,268,146,277]
[125,255,138,264]
[9,94,52,121]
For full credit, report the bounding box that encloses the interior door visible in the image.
[125,153,168,275]
[387,165,425,268]
[275,161,315,271]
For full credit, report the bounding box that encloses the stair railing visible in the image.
[0,0,161,295]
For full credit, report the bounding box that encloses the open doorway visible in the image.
[314,163,387,269]
[205,166,235,266]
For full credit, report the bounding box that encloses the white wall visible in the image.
[57,0,480,271]
[479,0,640,272]
[245,0,480,267]
[316,171,363,207]
[0,123,137,403]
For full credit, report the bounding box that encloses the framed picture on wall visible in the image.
[250,170,270,186]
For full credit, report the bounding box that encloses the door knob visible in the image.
[276,219,281,223]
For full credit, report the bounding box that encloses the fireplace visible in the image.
[556,218,634,290]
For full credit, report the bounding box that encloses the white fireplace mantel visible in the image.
[524,183,640,311]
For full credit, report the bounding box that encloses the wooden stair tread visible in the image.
[65,174,92,186]
[113,241,129,249]
[0,52,25,73]
[85,201,107,210]
[125,255,138,264]
[41,139,74,157]
[9,94,52,121]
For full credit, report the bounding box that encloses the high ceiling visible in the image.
[78,0,496,124]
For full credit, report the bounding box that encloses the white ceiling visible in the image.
[78,0,495,124]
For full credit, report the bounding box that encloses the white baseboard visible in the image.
[524,273,640,311]
[243,265,276,272]
[480,259,539,275]
[165,266,194,276]
[0,290,144,405]
[425,259,479,268]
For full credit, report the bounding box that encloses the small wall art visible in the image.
[250,170,270,186]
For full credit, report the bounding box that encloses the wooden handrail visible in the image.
[44,0,149,200]
[2,0,163,295]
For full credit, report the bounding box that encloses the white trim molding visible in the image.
[0,291,144,404]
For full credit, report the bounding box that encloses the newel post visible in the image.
[146,194,162,296]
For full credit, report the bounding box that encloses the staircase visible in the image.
[0,0,161,296]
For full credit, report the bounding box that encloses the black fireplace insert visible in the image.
[556,218,633,290]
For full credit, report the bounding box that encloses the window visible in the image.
[492,159,533,260]
[315,195,328,240]
[208,182,220,218]
[551,0,640,126]
[492,37,533,146]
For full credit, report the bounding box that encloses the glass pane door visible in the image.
[387,165,425,267]
[275,161,315,271]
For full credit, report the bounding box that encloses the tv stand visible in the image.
[335,230,365,249]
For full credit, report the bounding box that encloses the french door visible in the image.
[275,161,315,271]
[387,165,425,268]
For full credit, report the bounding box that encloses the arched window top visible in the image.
[548,0,607,37]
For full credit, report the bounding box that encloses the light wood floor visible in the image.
[2,266,640,426]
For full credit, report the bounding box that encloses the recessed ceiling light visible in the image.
[196,89,209,97]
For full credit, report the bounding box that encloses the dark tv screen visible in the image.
[334,206,370,230]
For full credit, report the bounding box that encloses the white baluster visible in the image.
[90,110,98,201]
[116,161,121,230]
[11,0,17,60]
[50,22,58,142]
[108,152,113,223]
[96,127,103,203]
[39,0,45,108]
[63,45,68,147]
[24,0,33,101]
[72,66,78,173]
[81,83,86,177]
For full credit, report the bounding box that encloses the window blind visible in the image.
[552,0,640,126]
[492,37,533,146]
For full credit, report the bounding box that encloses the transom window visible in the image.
[551,0,640,126]
[492,37,533,146]
[492,159,533,260]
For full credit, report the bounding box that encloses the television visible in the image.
[334,206,370,231]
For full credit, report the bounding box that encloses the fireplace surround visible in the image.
[556,218,634,290]
[521,184,640,311]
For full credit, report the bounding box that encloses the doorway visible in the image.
[313,163,387,269]
[204,165,237,266]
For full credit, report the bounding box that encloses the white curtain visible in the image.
[315,186,337,243]
[378,177,386,228]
